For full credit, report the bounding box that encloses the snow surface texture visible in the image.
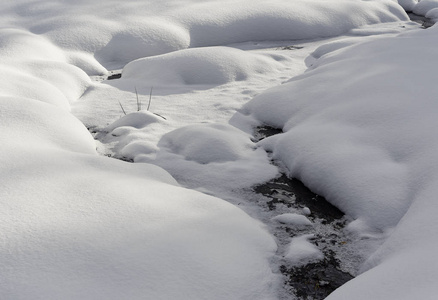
[0,0,428,299]
[396,0,438,19]
[122,46,287,87]
[152,123,278,191]
[241,20,438,300]
[0,35,279,300]
[0,0,407,70]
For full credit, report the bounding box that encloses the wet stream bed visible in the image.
[251,126,357,299]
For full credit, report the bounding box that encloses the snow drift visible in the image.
[122,46,287,87]
[0,0,408,69]
[0,0,423,299]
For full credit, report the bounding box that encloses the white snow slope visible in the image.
[0,0,433,299]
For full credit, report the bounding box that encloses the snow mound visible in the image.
[395,0,418,11]
[0,28,90,110]
[158,123,254,164]
[285,234,324,266]
[122,46,285,87]
[272,213,313,227]
[0,0,407,70]
[149,123,278,191]
[105,110,165,132]
[0,70,278,300]
[426,7,438,19]
[95,19,190,67]
[413,0,438,16]
[175,0,408,47]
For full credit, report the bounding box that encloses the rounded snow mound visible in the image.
[122,46,284,86]
[95,19,190,68]
[158,123,253,164]
[413,0,438,16]
[105,110,165,132]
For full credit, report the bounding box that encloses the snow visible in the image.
[272,213,313,227]
[151,123,278,191]
[1,98,278,300]
[122,46,287,87]
[1,0,436,299]
[426,7,438,19]
[240,15,438,300]
[284,234,324,266]
[302,207,312,216]
[0,0,408,70]
[413,0,438,16]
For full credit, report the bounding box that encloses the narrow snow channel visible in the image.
[72,21,423,300]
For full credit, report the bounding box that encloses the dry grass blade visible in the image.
[118,100,127,115]
[147,87,153,111]
[135,86,141,111]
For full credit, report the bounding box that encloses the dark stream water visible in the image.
[252,126,354,299]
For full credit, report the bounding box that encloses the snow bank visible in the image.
[0,0,408,69]
[395,0,418,11]
[173,0,407,47]
[0,1,420,299]
[0,28,90,110]
[122,46,287,87]
[241,21,438,300]
[413,0,438,16]
[0,83,278,300]
[399,0,438,17]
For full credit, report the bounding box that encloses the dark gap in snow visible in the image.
[252,125,283,142]
[408,13,435,28]
[280,252,353,299]
[254,175,344,223]
[276,45,304,50]
[252,125,354,300]
[107,73,122,80]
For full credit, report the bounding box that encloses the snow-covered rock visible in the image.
[272,213,313,227]
[285,234,324,266]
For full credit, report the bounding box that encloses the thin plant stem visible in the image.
[147,87,153,111]
[118,100,127,115]
[135,87,141,111]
